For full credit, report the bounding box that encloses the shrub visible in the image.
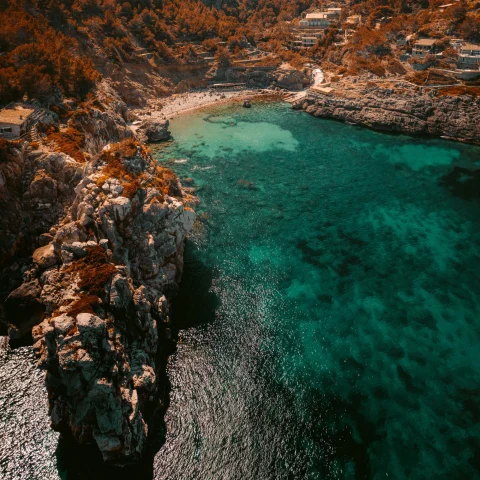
[215,48,233,67]
[67,294,101,317]
[64,245,117,298]
[47,128,86,162]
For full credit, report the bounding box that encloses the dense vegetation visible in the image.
[0,5,100,102]
[0,0,479,102]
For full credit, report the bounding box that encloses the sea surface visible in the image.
[1,101,480,479]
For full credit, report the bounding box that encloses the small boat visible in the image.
[243,100,252,108]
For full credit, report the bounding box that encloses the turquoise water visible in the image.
[1,102,480,480]
[151,102,480,479]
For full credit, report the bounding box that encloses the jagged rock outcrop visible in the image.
[273,68,309,91]
[137,119,172,143]
[293,86,480,144]
[11,140,198,464]
[0,149,84,327]
[0,82,133,334]
[246,70,273,88]
[0,82,132,274]
[1,80,196,463]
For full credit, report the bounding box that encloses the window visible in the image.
[0,127,12,133]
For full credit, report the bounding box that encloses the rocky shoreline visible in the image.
[292,84,480,145]
[1,74,478,468]
[1,82,197,464]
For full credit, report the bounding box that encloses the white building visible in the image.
[299,11,336,28]
[346,15,362,25]
[0,105,35,139]
[326,8,342,18]
[412,39,436,57]
[458,42,480,69]
[292,30,324,48]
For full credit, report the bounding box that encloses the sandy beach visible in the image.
[132,88,284,124]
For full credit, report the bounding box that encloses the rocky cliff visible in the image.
[2,83,197,464]
[293,85,480,145]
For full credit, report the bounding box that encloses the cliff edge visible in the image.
[2,83,197,464]
[293,83,480,145]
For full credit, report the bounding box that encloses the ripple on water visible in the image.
[0,340,60,480]
[152,102,480,479]
[2,101,480,479]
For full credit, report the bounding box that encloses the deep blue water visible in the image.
[151,102,480,479]
[1,101,479,480]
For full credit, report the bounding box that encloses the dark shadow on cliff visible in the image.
[0,257,27,336]
[54,239,219,479]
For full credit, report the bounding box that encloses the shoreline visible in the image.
[292,87,480,147]
[132,88,286,123]
[131,84,479,147]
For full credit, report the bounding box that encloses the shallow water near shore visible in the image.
[1,101,480,479]
[153,102,480,479]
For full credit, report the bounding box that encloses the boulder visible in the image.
[137,119,171,142]
[5,279,45,340]
[76,313,105,336]
[246,70,272,88]
[273,68,308,91]
[33,243,57,271]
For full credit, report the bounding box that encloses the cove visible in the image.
[1,101,480,479]
[151,101,480,479]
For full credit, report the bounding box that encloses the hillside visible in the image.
[1,0,479,106]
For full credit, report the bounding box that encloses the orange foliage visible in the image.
[64,245,117,297]
[438,86,479,97]
[0,7,100,103]
[47,128,86,162]
[98,139,180,199]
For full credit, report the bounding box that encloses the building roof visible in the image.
[305,12,332,20]
[462,42,480,50]
[415,39,436,46]
[0,106,35,125]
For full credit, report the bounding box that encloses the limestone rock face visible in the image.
[294,86,480,144]
[273,68,309,91]
[32,244,58,271]
[23,142,197,465]
[246,70,273,88]
[137,119,171,143]
[0,150,83,273]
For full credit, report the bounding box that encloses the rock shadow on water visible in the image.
[306,389,379,480]
[170,239,220,330]
[440,166,480,200]
[56,435,155,480]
